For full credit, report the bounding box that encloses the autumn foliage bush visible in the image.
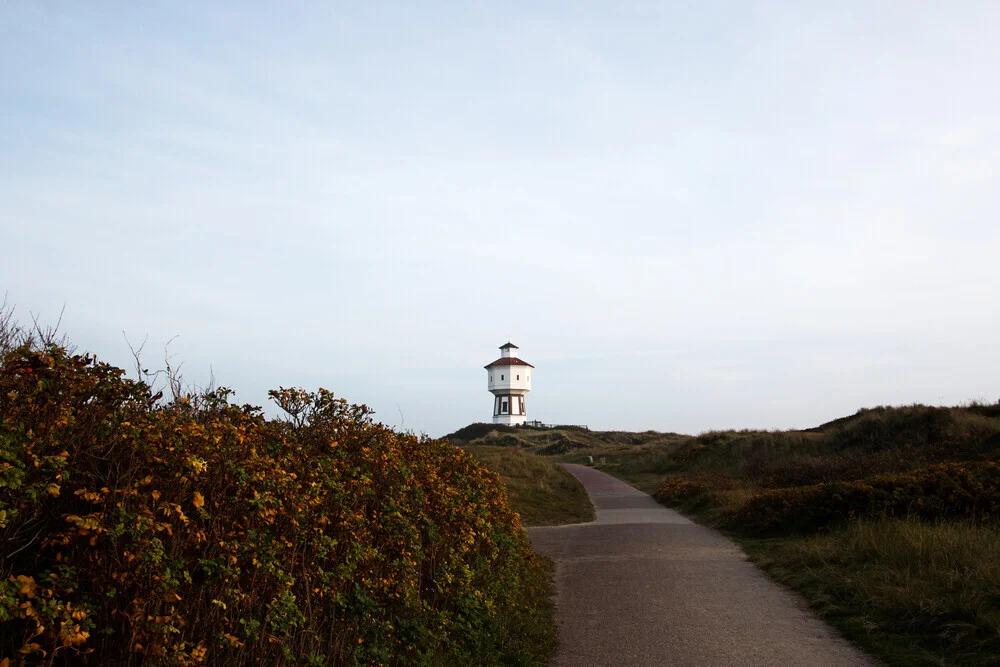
[652,474,734,512]
[730,461,1000,534]
[755,450,927,489]
[0,344,553,665]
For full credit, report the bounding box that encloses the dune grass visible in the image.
[743,518,1000,666]
[464,445,595,527]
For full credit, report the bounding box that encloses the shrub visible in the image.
[654,474,735,513]
[654,476,712,505]
[731,462,1000,534]
[758,449,927,489]
[441,423,515,446]
[478,432,530,449]
[0,345,553,665]
[535,432,586,456]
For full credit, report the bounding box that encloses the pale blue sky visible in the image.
[3,2,999,435]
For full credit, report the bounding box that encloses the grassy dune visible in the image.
[463,445,595,526]
[450,405,1000,665]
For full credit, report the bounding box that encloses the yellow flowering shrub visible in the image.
[0,345,553,665]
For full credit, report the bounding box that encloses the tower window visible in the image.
[501,374,504,380]
[517,375,519,380]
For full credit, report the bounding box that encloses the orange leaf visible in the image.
[192,491,204,509]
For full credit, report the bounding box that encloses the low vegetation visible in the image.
[462,446,594,527]
[748,518,1000,665]
[1,333,554,664]
[453,405,1000,665]
[645,405,1000,665]
[445,423,690,495]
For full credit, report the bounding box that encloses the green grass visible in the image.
[464,445,595,526]
[742,518,1000,666]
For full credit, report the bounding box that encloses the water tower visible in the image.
[485,342,534,425]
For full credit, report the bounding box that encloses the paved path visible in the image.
[527,464,876,667]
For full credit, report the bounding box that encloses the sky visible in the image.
[2,2,999,436]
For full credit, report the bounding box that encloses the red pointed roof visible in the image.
[484,357,534,369]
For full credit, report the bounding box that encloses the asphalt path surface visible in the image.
[527,464,877,667]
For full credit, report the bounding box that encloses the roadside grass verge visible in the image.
[464,446,595,526]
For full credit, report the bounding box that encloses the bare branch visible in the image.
[123,331,149,382]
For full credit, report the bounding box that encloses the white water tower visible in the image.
[485,342,534,425]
